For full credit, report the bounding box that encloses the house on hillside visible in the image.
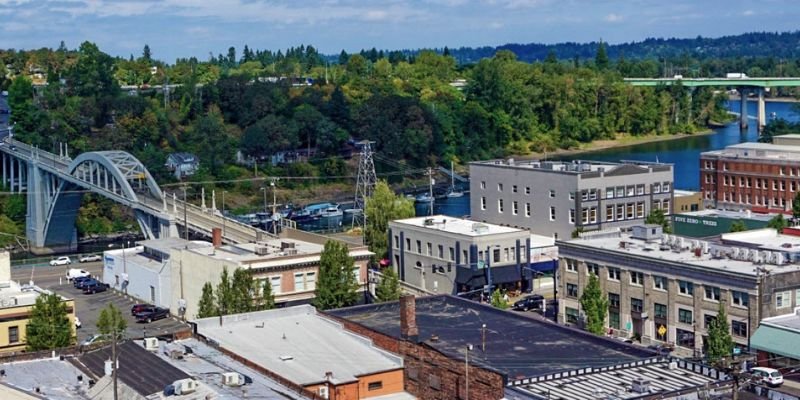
[165,152,199,179]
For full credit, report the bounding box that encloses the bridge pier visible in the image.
[739,88,749,131]
[757,88,767,133]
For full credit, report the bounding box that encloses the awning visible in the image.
[750,324,800,360]
[455,267,486,288]
[489,265,523,285]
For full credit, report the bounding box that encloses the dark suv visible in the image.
[135,306,169,323]
[82,281,109,294]
[512,294,545,311]
[131,304,153,316]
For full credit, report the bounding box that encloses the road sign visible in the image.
[733,347,741,355]
[658,325,667,337]
[477,260,485,269]
[625,321,633,331]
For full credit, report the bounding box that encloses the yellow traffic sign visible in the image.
[657,325,667,337]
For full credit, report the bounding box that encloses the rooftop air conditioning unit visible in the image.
[254,245,270,256]
[631,378,651,394]
[143,337,158,351]
[668,362,678,370]
[424,218,435,226]
[284,249,298,256]
[172,379,197,395]
[731,248,740,259]
[222,372,247,387]
[280,241,295,250]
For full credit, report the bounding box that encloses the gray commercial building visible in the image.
[469,159,674,240]
[388,216,557,295]
[558,225,800,358]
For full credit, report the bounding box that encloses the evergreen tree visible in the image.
[645,209,672,233]
[579,273,609,335]
[729,219,747,233]
[313,240,359,310]
[230,268,256,313]
[26,293,73,351]
[261,280,275,310]
[216,267,233,316]
[793,192,800,224]
[767,214,788,232]
[490,289,508,310]
[197,282,217,318]
[97,303,126,341]
[365,180,415,262]
[142,44,152,62]
[595,40,609,70]
[375,267,402,303]
[706,302,733,363]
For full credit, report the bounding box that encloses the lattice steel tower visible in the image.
[352,140,377,229]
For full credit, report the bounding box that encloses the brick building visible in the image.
[328,295,655,400]
[701,142,800,211]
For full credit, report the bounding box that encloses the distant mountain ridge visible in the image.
[436,31,800,64]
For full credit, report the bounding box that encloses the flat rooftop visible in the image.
[762,310,800,332]
[0,358,87,399]
[677,208,776,222]
[391,215,525,237]
[329,295,654,380]
[567,230,800,276]
[470,159,670,175]
[0,281,66,308]
[703,141,800,161]
[193,305,404,386]
[722,228,800,253]
[187,239,372,266]
[507,360,722,400]
[136,237,206,254]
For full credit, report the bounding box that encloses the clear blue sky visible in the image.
[1,0,799,62]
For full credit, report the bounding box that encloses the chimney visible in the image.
[400,295,418,342]
[212,228,222,248]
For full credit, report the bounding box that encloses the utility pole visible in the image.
[465,344,472,400]
[112,332,118,400]
[481,324,487,352]
[427,167,434,216]
[222,191,226,242]
[271,178,278,236]
[182,186,188,240]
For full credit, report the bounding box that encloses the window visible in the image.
[449,247,455,261]
[589,207,597,223]
[498,199,504,213]
[549,206,556,221]
[631,298,643,313]
[606,205,615,221]
[503,248,510,262]
[429,375,441,391]
[481,181,486,189]
[565,259,578,272]
[609,293,620,309]
[394,235,399,249]
[677,329,694,348]
[678,308,693,324]
[732,321,748,338]
[569,209,575,224]
[569,192,575,200]
[427,242,432,256]
[353,268,361,283]
[549,190,556,198]
[679,280,694,296]
[626,186,635,196]
[653,183,661,194]
[8,326,18,343]
[704,314,717,329]
[732,291,749,307]
[609,311,620,329]
[654,303,667,319]
[636,184,645,195]
[616,186,624,197]
[630,271,644,286]
[368,381,383,391]
[606,188,614,199]
[150,285,156,302]
[608,267,621,281]
[653,275,667,291]
[480,197,486,210]
[662,199,670,214]
[271,276,282,294]
[416,240,422,254]
[512,185,518,193]
[626,203,634,219]
[406,238,411,251]
[663,182,671,192]
[587,263,599,276]
[525,186,531,195]
[566,283,578,298]
[776,291,792,309]
[704,286,721,301]
[294,273,304,291]
[437,245,444,259]
[581,208,589,224]
[636,202,645,218]
[498,183,503,192]
[408,367,419,381]
[616,204,624,220]
[565,307,579,324]
[512,201,518,215]
[493,248,500,263]
[306,272,316,291]
[525,203,531,217]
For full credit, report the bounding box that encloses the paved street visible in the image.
[11,261,188,342]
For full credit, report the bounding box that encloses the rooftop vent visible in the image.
[424,218,435,226]
[631,378,651,394]
[471,223,489,234]
[280,241,295,250]
[279,355,294,361]
[254,245,270,256]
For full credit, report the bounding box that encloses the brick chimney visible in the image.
[212,227,222,248]
[400,295,418,342]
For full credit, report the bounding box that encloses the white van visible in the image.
[751,367,783,387]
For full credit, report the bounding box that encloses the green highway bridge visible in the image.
[624,76,800,131]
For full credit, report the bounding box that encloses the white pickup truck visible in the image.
[66,268,90,281]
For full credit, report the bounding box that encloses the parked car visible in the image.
[135,306,170,323]
[66,268,90,281]
[49,256,72,266]
[751,367,784,387]
[75,277,99,290]
[82,281,108,294]
[72,275,92,287]
[131,303,153,316]
[81,334,104,346]
[512,294,545,311]
[79,254,101,263]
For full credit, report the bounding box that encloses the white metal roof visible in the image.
[391,215,525,237]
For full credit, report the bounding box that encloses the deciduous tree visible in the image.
[26,293,73,350]
[490,289,508,310]
[580,273,609,335]
[313,240,359,310]
[645,209,672,233]
[706,302,733,363]
[365,180,415,262]
[767,214,788,232]
[375,267,402,303]
[97,303,126,341]
[729,219,747,233]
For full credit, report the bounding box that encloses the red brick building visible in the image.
[701,142,800,211]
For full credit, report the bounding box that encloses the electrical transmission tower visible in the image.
[353,140,377,230]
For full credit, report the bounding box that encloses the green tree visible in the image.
[793,192,800,224]
[579,273,609,335]
[490,289,508,310]
[7,75,40,142]
[142,44,152,62]
[197,282,217,318]
[313,240,359,310]
[645,208,672,233]
[216,267,233,316]
[375,267,402,303]
[767,214,789,232]
[230,268,257,314]
[595,40,609,70]
[97,303,126,341]
[706,302,733,363]
[26,293,73,350]
[365,180,415,261]
[729,219,747,233]
[261,280,275,310]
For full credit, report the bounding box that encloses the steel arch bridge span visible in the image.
[67,151,163,202]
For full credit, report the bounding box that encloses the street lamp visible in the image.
[465,344,473,400]
[222,191,227,241]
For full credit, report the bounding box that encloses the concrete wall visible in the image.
[102,248,171,308]
[470,162,674,240]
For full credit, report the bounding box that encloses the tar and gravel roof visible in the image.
[193,305,404,386]
[329,295,654,380]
